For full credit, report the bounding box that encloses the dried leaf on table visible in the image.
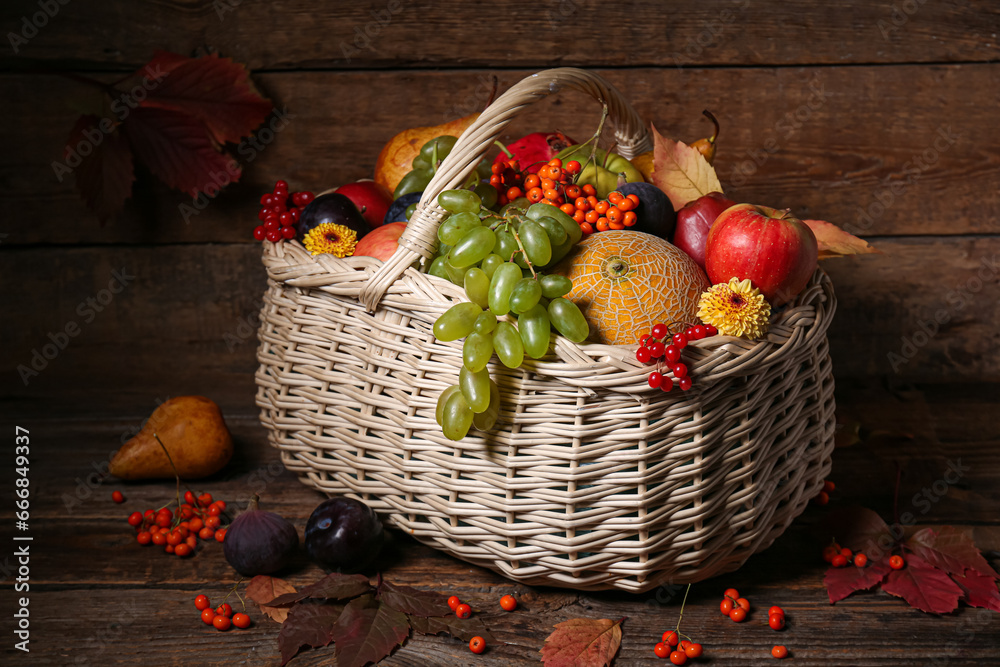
[329,594,410,667]
[377,579,452,617]
[803,219,880,259]
[824,554,893,603]
[952,571,1000,612]
[246,575,298,623]
[540,617,623,667]
[881,553,965,614]
[265,572,372,607]
[651,125,723,211]
[277,601,342,667]
[908,526,1000,580]
[824,506,892,554]
[408,613,496,643]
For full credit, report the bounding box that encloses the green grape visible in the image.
[526,202,583,245]
[459,365,491,413]
[463,332,494,372]
[509,278,542,314]
[513,250,530,270]
[500,197,531,215]
[394,169,432,199]
[448,226,496,268]
[412,155,432,172]
[488,262,521,316]
[473,182,498,209]
[475,157,493,181]
[492,321,524,368]
[518,220,552,266]
[462,268,490,309]
[480,253,504,279]
[438,212,481,246]
[536,215,568,246]
[442,391,473,441]
[429,256,450,280]
[435,385,462,426]
[539,274,573,299]
[545,235,574,268]
[444,261,468,286]
[433,302,482,341]
[438,242,452,256]
[494,229,518,263]
[438,189,482,214]
[548,297,589,343]
[473,311,498,335]
[419,135,458,164]
[472,379,501,431]
[518,303,551,359]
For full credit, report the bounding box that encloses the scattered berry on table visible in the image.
[772,645,789,659]
[455,603,472,619]
[232,613,251,629]
[447,595,461,610]
[112,490,125,503]
[469,636,486,654]
[654,642,670,659]
[195,595,210,611]
[890,554,906,570]
[500,594,517,612]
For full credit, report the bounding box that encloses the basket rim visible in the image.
[259,239,835,393]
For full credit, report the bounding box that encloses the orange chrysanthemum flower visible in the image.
[697,277,771,339]
[303,223,358,257]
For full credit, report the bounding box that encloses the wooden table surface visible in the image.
[3,380,998,666]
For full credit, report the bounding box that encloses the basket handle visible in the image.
[359,67,652,313]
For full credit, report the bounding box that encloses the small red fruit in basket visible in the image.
[705,204,819,306]
[335,181,394,229]
[353,222,406,261]
[494,131,576,173]
[672,193,737,271]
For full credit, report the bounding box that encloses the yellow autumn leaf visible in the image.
[651,124,723,211]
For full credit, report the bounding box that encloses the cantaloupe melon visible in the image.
[553,231,710,345]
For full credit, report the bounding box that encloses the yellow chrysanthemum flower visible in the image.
[303,223,358,257]
[697,277,772,339]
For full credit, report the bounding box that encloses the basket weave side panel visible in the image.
[255,259,836,591]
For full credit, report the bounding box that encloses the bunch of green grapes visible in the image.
[429,188,590,441]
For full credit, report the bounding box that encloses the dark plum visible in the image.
[304,497,384,572]
[383,191,423,225]
[223,495,298,576]
[617,182,676,240]
[296,193,371,242]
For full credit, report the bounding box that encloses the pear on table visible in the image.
[110,396,233,480]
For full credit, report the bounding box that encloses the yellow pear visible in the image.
[110,396,233,480]
[630,150,655,182]
[373,112,479,193]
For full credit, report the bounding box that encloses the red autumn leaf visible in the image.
[67,115,134,222]
[825,507,894,555]
[408,613,496,643]
[329,594,410,667]
[122,106,241,197]
[277,601,342,667]
[265,572,371,607]
[908,526,1000,580]
[824,555,893,603]
[378,580,452,617]
[138,51,273,145]
[881,553,964,614]
[952,570,1000,612]
[803,219,880,259]
[540,617,623,667]
[245,575,298,623]
[651,124,722,211]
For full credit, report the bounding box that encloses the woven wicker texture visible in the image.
[255,68,836,592]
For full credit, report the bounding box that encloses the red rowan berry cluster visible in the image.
[127,490,228,557]
[718,588,790,659]
[446,592,519,654]
[253,180,315,242]
[813,479,836,505]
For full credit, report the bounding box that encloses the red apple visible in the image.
[672,192,736,270]
[334,180,393,228]
[353,222,406,261]
[705,204,818,306]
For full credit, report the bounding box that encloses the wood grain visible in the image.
[4,381,998,666]
[2,0,998,70]
[2,64,998,245]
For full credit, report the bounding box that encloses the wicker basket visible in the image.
[255,68,836,593]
